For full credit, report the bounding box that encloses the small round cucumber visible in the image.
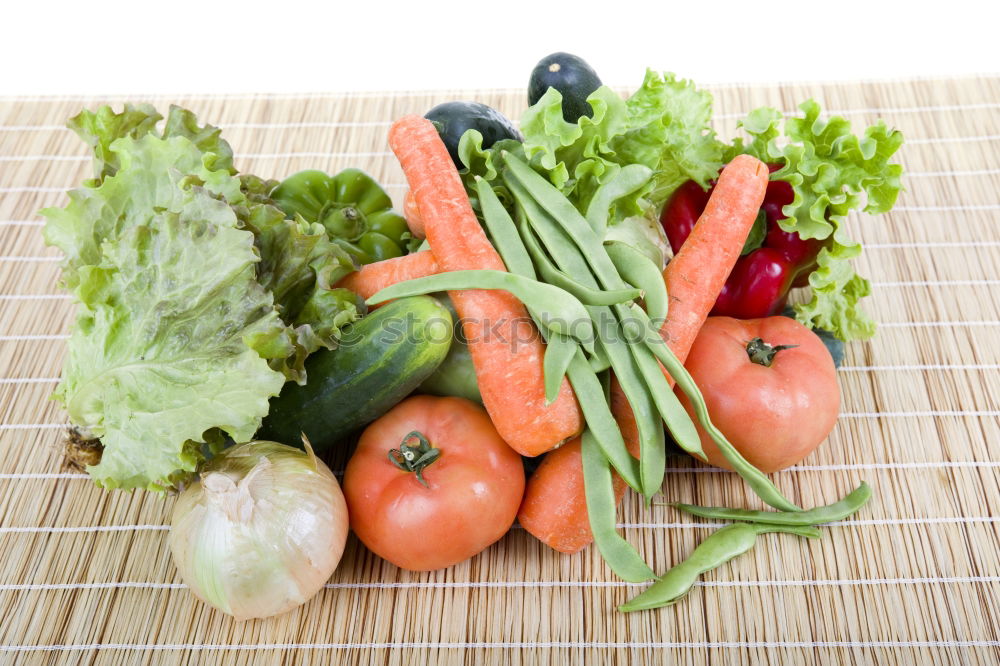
[259,295,453,450]
[528,52,603,122]
[424,101,522,169]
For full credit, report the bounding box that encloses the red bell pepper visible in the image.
[661,164,825,319]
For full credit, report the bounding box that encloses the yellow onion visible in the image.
[169,440,348,620]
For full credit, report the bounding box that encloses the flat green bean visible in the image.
[588,339,612,373]
[566,352,641,491]
[584,164,653,234]
[674,482,873,526]
[504,154,630,292]
[510,179,665,500]
[581,428,657,583]
[618,522,821,612]
[628,340,705,461]
[628,304,802,512]
[521,232,642,306]
[367,270,595,348]
[475,177,537,280]
[604,240,669,326]
[542,332,578,405]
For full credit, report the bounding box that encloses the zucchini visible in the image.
[259,296,453,450]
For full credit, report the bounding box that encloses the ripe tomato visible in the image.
[343,395,525,571]
[677,316,840,473]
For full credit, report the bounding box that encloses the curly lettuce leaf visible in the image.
[730,100,904,340]
[43,135,242,287]
[57,190,286,491]
[48,110,361,381]
[613,70,725,204]
[243,203,362,382]
[68,104,234,183]
[460,71,722,233]
[42,108,364,490]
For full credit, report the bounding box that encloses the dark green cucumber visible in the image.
[259,295,453,450]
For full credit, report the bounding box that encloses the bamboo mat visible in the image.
[1,75,998,666]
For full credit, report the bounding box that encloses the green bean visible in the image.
[588,339,612,373]
[504,154,631,293]
[581,428,657,583]
[627,340,705,461]
[673,482,873,526]
[618,522,821,612]
[367,270,595,348]
[521,230,642,306]
[584,164,654,234]
[542,332,578,405]
[475,176,537,280]
[604,240,669,326]
[510,179,665,499]
[566,352,642,491]
[628,304,801,512]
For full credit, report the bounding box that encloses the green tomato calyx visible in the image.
[745,337,798,367]
[388,431,441,488]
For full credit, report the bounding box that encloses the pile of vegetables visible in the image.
[41,52,904,619]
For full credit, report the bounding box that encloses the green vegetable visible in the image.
[417,293,482,404]
[367,270,606,349]
[260,296,453,450]
[581,429,656,582]
[459,70,722,229]
[475,181,642,491]
[42,105,362,490]
[604,240,668,325]
[673,482,873,526]
[271,168,412,264]
[619,522,822,611]
[729,101,904,340]
[528,52,604,123]
[418,335,482,404]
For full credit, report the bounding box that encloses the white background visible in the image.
[3,1,997,96]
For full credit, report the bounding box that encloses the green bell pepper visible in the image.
[270,168,411,265]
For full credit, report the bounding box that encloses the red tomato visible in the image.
[677,316,840,473]
[343,395,525,571]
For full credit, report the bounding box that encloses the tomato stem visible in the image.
[387,431,441,488]
[745,337,798,367]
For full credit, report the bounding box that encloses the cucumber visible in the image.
[417,293,482,404]
[424,101,522,169]
[259,295,453,450]
[528,52,603,123]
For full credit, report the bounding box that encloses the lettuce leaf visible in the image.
[56,184,286,491]
[729,100,904,339]
[613,70,725,205]
[460,71,723,231]
[43,106,363,490]
[68,104,234,183]
[43,135,243,288]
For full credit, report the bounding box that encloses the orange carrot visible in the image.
[336,250,440,301]
[517,154,770,552]
[388,115,583,456]
[403,189,426,239]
